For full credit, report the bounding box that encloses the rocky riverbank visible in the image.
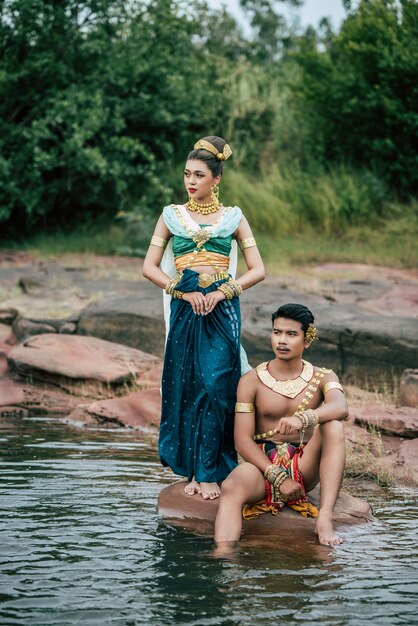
[1,251,417,486]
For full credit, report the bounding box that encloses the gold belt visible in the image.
[174,251,230,271]
[197,271,229,287]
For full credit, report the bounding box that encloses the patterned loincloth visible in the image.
[242,441,319,520]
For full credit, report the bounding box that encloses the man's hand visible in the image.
[275,415,302,436]
[279,477,305,502]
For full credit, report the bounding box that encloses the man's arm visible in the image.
[234,371,272,474]
[315,371,348,423]
[275,371,348,436]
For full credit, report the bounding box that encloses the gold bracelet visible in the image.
[227,278,243,296]
[264,464,287,487]
[165,277,180,295]
[172,290,183,299]
[217,283,234,300]
[240,237,257,250]
[324,382,344,394]
[235,402,254,413]
[150,235,168,249]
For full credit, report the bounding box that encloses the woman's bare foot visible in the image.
[200,482,220,500]
[184,477,200,496]
[315,511,343,546]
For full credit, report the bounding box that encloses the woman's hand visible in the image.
[182,291,207,315]
[204,289,225,314]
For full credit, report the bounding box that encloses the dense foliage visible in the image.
[0,0,417,237]
[290,0,418,194]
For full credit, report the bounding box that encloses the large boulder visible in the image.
[0,379,81,417]
[239,282,418,382]
[7,333,160,389]
[84,388,161,428]
[352,405,418,438]
[77,291,165,357]
[157,481,373,553]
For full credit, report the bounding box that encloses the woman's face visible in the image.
[184,159,221,203]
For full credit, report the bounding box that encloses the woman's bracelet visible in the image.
[165,277,180,295]
[217,279,243,300]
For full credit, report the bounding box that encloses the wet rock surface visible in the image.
[0,253,417,486]
[157,481,374,551]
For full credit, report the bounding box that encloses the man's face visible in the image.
[271,317,309,361]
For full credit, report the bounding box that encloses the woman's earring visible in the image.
[212,185,220,203]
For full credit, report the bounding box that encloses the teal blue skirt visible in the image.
[159,269,240,483]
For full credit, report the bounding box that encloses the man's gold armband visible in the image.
[324,382,344,394]
[235,402,254,413]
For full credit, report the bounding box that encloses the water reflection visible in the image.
[0,416,417,626]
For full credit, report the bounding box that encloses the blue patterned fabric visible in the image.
[159,269,241,482]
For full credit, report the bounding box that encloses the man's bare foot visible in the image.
[200,482,220,500]
[315,512,343,546]
[184,477,200,496]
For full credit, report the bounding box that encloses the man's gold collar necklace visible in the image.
[256,360,314,398]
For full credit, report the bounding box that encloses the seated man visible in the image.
[214,303,348,549]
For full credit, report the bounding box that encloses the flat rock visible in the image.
[12,317,57,341]
[400,369,418,408]
[0,379,81,417]
[136,363,163,388]
[77,291,165,357]
[85,388,161,428]
[239,283,418,381]
[353,405,418,438]
[157,481,373,553]
[0,308,18,324]
[8,334,160,386]
[1,257,417,380]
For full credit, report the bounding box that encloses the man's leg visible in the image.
[214,462,265,551]
[298,420,345,546]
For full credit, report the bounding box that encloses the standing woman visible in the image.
[143,136,265,500]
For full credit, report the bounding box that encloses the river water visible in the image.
[1,416,417,626]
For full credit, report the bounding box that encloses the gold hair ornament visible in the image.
[194,139,232,161]
[305,323,318,343]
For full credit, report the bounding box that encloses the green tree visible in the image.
[0,0,241,235]
[290,0,418,194]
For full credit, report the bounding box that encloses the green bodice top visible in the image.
[172,230,233,258]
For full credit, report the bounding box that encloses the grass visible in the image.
[345,426,394,487]
[2,163,417,269]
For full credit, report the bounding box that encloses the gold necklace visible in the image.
[187,197,220,215]
[256,360,314,399]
